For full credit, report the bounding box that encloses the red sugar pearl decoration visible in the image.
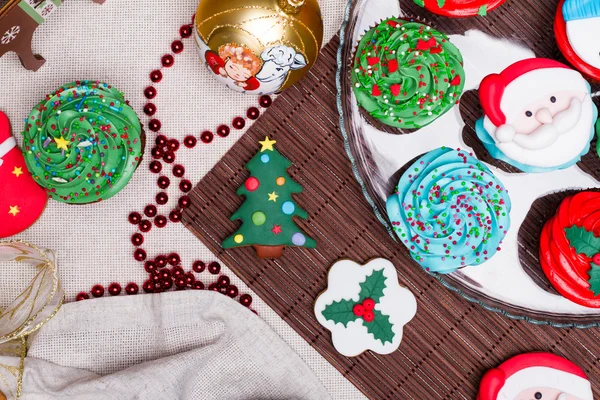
[157,176,171,189]
[151,146,164,159]
[208,261,221,275]
[155,255,168,268]
[179,179,192,193]
[167,139,180,152]
[144,86,157,99]
[156,192,169,205]
[169,209,182,223]
[108,283,122,296]
[134,248,147,261]
[144,103,157,116]
[193,260,206,273]
[218,275,230,288]
[200,131,213,144]
[240,294,252,307]
[155,215,168,228]
[168,253,181,266]
[91,285,105,298]
[246,107,260,120]
[184,135,197,148]
[131,233,144,246]
[143,280,155,293]
[180,24,192,38]
[144,260,157,273]
[217,125,230,138]
[171,40,184,54]
[144,204,158,218]
[150,70,163,83]
[149,160,162,174]
[163,151,176,164]
[155,135,168,146]
[126,283,139,295]
[191,281,204,290]
[173,164,185,177]
[227,285,238,298]
[76,292,89,301]
[259,95,272,108]
[128,212,142,225]
[178,196,191,209]
[232,117,245,130]
[162,54,174,68]
[148,119,162,132]
[139,219,152,233]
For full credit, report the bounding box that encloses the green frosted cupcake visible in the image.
[21,81,144,204]
[351,18,465,129]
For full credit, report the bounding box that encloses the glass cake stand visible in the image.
[337,0,600,327]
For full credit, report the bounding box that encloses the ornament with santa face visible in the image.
[555,0,600,81]
[0,111,47,238]
[477,352,593,400]
[476,58,598,173]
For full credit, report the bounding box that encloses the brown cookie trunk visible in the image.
[253,245,284,259]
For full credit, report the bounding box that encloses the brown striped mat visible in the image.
[182,36,600,399]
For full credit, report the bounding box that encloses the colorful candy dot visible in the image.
[234,234,244,244]
[276,177,285,186]
[245,177,260,191]
[252,211,267,226]
[282,201,295,215]
[261,154,270,163]
[291,233,306,246]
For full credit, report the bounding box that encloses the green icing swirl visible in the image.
[21,81,143,204]
[351,18,465,129]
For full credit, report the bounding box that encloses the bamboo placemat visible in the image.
[183,36,600,399]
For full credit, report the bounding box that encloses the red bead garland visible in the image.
[76,292,89,301]
[82,20,270,311]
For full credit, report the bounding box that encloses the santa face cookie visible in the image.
[314,259,417,357]
[0,111,47,238]
[477,352,593,400]
[476,58,597,173]
[556,0,600,81]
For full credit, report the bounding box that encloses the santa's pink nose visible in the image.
[535,108,553,124]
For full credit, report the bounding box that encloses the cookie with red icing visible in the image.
[540,191,600,308]
[555,0,600,81]
[413,0,507,18]
[0,111,47,238]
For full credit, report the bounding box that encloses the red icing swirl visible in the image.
[540,191,600,308]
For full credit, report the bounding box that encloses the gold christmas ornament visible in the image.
[194,0,323,94]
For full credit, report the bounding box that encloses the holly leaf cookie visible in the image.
[314,259,417,357]
[565,225,600,258]
[588,263,600,296]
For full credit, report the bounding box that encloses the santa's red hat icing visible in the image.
[0,111,47,238]
[477,352,593,400]
[479,58,589,141]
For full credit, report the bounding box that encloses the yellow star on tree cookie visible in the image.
[259,136,276,152]
[268,191,279,202]
[54,136,70,151]
[12,166,23,177]
[8,205,19,216]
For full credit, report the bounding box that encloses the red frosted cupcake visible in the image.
[414,0,507,18]
[540,191,600,308]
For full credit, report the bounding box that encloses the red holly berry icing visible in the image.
[540,191,600,308]
[363,298,375,311]
[372,85,381,96]
[353,304,365,316]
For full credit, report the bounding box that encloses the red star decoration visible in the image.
[272,225,282,235]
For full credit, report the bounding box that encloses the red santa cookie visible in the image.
[555,0,600,81]
[478,352,593,400]
[0,111,47,238]
[540,191,600,309]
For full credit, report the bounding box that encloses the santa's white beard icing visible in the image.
[563,0,600,70]
[476,60,598,173]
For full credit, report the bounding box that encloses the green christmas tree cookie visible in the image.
[223,136,316,258]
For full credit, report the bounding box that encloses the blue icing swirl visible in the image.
[386,147,512,274]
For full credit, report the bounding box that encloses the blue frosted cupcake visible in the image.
[386,147,511,274]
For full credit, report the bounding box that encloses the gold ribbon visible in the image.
[0,241,63,399]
